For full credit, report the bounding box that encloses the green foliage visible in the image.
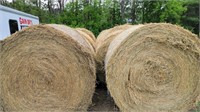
[51,0,125,36]
[197,102,200,111]
[191,102,200,112]
[142,0,187,24]
[142,1,165,23]
[181,0,199,35]
[159,0,187,24]
[1,0,199,36]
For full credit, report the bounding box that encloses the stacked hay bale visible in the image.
[105,23,200,112]
[76,28,96,51]
[95,24,132,82]
[0,24,96,111]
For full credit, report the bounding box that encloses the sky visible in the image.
[7,0,12,2]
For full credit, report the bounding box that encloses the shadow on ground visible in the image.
[88,81,119,112]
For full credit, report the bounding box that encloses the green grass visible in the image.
[192,102,200,112]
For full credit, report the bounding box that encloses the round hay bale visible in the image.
[95,24,132,82]
[0,24,96,111]
[76,28,96,51]
[105,23,200,112]
[75,28,96,42]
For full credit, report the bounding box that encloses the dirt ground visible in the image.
[88,76,200,112]
[88,82,119,112]
[88,82,200,112]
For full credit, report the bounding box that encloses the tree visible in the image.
[181,0,199,35]
[1,0,198,36]
[0,0,8,5]
[58,0,65,11]
[159,0,186,24]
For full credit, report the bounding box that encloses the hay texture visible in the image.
[76,28,96,51]
[105,23,200,112]
[0,24,96,111]
[95,24,132,82]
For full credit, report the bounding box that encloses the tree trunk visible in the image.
[48,0,53,13]
[131,0,136,24]
[0,0,6,4]
[39,0,41,9]
[58,0,64,11]
[120,0,125,19]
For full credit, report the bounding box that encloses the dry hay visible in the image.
[105,23,200,112]
[95,24,132,82]
[0,24,96,111]
[75,28,96,42]
[76,28,96,51]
